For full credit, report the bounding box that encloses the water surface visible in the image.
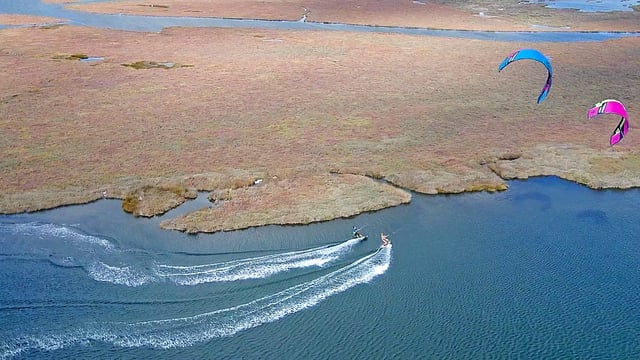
[1,177,638,359]
[528,0,640,12]
[2,2,640,358]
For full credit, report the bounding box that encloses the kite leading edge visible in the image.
[587,99,629,146]
[498,48,553,104]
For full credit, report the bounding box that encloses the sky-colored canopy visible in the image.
[499,48,553,104]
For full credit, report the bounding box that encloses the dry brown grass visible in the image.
[438,0,640,31]
[52,53,89,60]
[121,61,193,69]
[2,2,640,231]
[160,173,410,233]
[2,27,639,190]
[0,14,65,26]
[121,183,197,216]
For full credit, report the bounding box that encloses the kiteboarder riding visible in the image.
[352,226,363,238]
[381,233,390,247]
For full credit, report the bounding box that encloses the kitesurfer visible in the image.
[352,226,362,238]
[381,233,390,247]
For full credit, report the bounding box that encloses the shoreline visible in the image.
[2,1,640,233]
[47,0,640,32]
[2,156,638,233]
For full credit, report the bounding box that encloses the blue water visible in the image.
[1,0,640,41]
[2,2,640,358]
[1,177,639,359]
[528,0,640,12]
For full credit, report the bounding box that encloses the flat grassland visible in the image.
[2,1,640,232]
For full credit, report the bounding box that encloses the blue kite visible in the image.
[498,48,553,104]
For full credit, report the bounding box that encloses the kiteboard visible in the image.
[352,234,368,241]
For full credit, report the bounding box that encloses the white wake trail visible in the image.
[0,222,366,287]
[0,246,391,357]
[154,237,365,285]
[0,222,155,287]
[0,222,114,252]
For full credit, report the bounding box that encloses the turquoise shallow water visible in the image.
[1,177,639,359]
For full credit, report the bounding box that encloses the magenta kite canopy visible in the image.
[587,99,629,146]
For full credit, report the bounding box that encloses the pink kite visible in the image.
[587,99,629,146]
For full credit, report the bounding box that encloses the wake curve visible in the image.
[0,221,366,287]
[0,222,155,287]
[0,222,367,287]
[0,222,114,250]
[0,246,391,358]
[154,237,365,285]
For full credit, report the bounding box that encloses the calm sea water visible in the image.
[1,2,639,358]
[1,176,638,359]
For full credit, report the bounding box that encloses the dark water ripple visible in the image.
[0,181,639,358]
[2,2,640,359]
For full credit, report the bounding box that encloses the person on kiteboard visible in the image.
[352,226,362,238]
[381,233,390,247]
